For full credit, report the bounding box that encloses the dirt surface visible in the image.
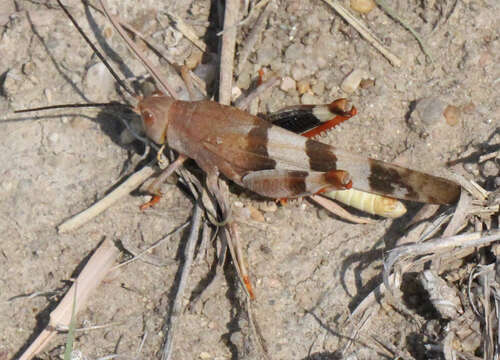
[1,0,499,359]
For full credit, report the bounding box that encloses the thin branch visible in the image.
[233,76,280,110]
[384,230,500,293]
[58,163,157,233]
[161,203,202,360]
[309,195,376,224]
[218,0,240,105]
[165,11,208,53]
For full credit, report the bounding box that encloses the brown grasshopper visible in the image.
[86,1,460,214]
[18,1,460,229]
[137,94,459,205]
[13,1,463,357]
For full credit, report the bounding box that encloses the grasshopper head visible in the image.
[137,92,175,144]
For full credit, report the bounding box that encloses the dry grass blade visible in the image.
[384,230,500,293]
[442,188,471,237]
[479,150,499,163]
[115,220,190,269]
[161,203,202,360]
[19,239,119,360]
[233,75,280,111]
[452,173,489,201]
[165,11,207,53]
[310,194,376,224]
[57,163,157,233]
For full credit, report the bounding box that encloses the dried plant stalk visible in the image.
[19,239,119,360]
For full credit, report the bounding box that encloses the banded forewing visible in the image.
[267,100,459,217]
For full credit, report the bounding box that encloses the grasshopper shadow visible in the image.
[335,203,424,311]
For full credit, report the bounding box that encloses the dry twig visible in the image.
[165,11,208,53]
[162,203,202,360]
[310,194,376,224]
[58,163,157,233]
[233,76,280,110]
[19,239,119,360]
[218,0,240,105]
[384,230,500,293]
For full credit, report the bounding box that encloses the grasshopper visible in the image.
[12,0,461,357]
[16,0,460,296]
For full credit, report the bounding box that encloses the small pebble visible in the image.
[350,0,376,14]
[284,43,304,63]
[280,76,296,92]
[231,86,242,102]
[84,62,115,101]
[341,69,369,94]
[103,25,113,39]
[463,162,479,176]
[260,201,278,212]
[233,200,244,208]
[413,97,446,126]
[22,62,36,76]
[185,49,203,69]
[359,78,375,89]
[311,80,325,95]
[291,64,309,81]
[248,205,265,222]
[296,80,310,95]
[48,132,59,143]
[481,160,498,177]
[443,105,460,126]
[300,93,317,104]
[462,101,476,114]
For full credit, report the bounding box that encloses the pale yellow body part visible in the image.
[324,189,407,218]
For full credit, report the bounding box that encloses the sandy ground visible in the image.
[0,0,499,359]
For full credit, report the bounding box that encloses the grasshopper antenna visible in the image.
[14,102,132,114]
[55,0,135,97]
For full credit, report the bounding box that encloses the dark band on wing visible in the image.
[368,160,461,204]
[305,139,338,172]
[286,170,308,195]
[368,161,417,199]
[246,120,277,171]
